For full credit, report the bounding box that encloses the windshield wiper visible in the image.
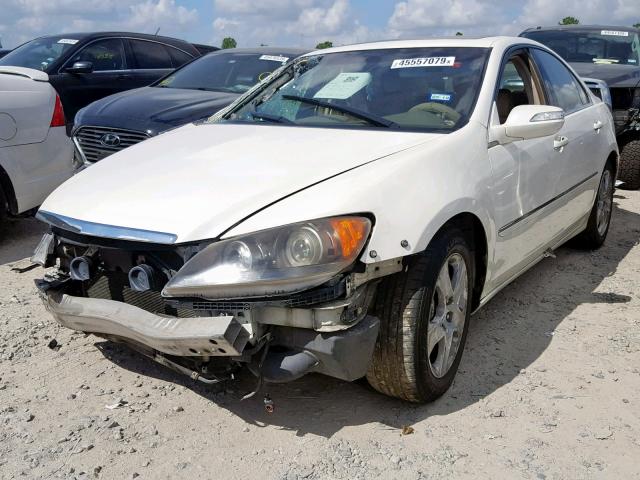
[251,112,295,124]
[282,94,398,128]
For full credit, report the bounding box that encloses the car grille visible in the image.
[74,126,150,163]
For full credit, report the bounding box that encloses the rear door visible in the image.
[529,48,603,226]
[53,38,129,121]
[126,39,182,88]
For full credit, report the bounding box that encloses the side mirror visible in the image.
[65,61,93,74]
[490,105,565,145]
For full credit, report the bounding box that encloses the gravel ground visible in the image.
[0,191,639,480]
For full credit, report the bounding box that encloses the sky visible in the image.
[0,0,638,49]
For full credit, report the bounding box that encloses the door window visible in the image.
[130,40,173,69]
[531,49,590,114]
[70,39,126,71]
[495,54,542,124]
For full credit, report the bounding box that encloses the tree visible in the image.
[221,37,237,49]
[634,23,640,29]
[559,16,580,25]
[315,41,333,49]
[455,32,463,36]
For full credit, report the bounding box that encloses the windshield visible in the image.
[156,52,293,94]
[215,47,490,132]
[0,36,80,70]
[523,29,640,65]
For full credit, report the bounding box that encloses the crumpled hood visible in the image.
[570,62,640,88]
[75,87,239,135]
[40,123,439,243]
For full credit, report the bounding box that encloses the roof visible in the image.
[522,25,640,33]
[303,36,536,56]
[208,47,310,56]
[33,32,196,48]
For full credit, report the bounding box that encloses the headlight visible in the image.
[162,216,372,299]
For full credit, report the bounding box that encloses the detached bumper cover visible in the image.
[40,290,250,357]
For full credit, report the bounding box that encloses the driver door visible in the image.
[487,49,563,289]
[54,38,128,121]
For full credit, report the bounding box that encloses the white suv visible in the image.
[0,67,76,224]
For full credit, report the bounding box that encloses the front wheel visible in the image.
[366,228,474,403]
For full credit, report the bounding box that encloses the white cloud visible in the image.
[385,0,640,39]
[128,0,198,30]
[211,0,371,48]
[516,0,639,27]
[0,0,198,48]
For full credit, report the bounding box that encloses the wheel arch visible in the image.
[415,211,489,312]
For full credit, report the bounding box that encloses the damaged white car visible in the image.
[34,37,618,403]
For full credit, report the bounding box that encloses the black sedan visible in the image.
[73,47,308,164]
[0,32,203,122]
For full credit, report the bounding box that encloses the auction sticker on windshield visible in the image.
[601,30,629,37]
[259,55,289,63]
[57,39,79,45]
[313,72,372,100]
[391,57,455,69]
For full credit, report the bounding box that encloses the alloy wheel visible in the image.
[427,253,468,378]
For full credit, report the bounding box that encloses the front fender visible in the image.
[223,125,495,266]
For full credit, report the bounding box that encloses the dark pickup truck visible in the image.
[522,25,640,188]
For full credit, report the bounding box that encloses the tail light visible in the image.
[50,93,66,128]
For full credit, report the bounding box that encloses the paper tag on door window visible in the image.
[259,55,289,63]
[57,38,79,45]
[600,30,629,37]
[391,57,455,69]
[313,72,372,100]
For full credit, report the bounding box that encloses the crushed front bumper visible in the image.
[38,284,380,384]
[40,289,250,357]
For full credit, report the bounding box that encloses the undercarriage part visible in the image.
[263,315,380,383]
[261,350,319,383]
[98,336,236,385]
[263,394,274,413]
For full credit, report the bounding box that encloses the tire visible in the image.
[618,139,640,190]
[0,183,7,224]
[366,227,475,403]
[573,163,615,249]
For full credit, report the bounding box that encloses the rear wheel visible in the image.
[366,228,474,403]
[618,139,640,190]
[574,163,614,249]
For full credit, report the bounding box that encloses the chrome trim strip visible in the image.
[36,211,178,244]
[498,171,598,235]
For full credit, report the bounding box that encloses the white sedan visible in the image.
[0,67,77,223]
[34,37,617,403]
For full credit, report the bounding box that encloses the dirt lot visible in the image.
[0,192,639,480]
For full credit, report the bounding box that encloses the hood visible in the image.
[40,123,440,243]
[570,62,640,89]
[76,87,239,135]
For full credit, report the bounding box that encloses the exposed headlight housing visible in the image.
[162,216,372,300]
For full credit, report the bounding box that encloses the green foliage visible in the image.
[315,41,333,49]
[559,16,580,25]
[634,23,640,29]
[455,32,463,36]
[221,37,237,49]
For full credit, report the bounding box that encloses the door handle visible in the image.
[593,120,603,131]
[553,136,569,150]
